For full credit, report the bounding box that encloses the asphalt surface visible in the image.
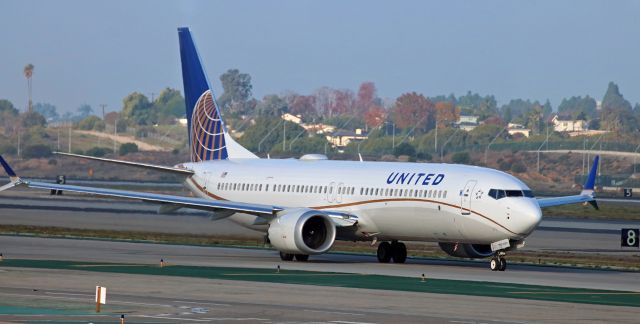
[1,190,640,323]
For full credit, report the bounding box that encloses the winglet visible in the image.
[0,154,21,192]
[581,155,599,210]
[0,154,18,181]
[583,155,599,191]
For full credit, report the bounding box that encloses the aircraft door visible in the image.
[460,180,477,215]
[327,181,336,203]
[336,182,344,203]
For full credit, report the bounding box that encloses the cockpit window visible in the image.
[505,190,523,197]
[489,189,535,199]
[488,189,506,199]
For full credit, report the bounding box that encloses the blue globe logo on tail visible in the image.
[191,90,227,161]
[178,27,228,161]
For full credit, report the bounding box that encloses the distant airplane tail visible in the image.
[177,27,257,161]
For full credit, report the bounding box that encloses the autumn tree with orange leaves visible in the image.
[434,101,460,128]
[364,105,386,128]
[392,92,435,133]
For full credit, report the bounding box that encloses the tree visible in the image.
[21,111,47,128]
[457,91,497,120]
[289,95,317,118]
[355,82,377,117]
[602,82,632,111]
[22,144,51,158]
[0,99,18,115]
[257,95,288,117]
[154,87,185,122]
[122,93,153,125]
[24,64,34,112]
[364,105,386,129]
[77,116,105,131]
[33,102,59,121]
[434,101,459,128]
[392,92,435,133]
[77,104,94,120]
[329,89,355,116]
[218,69,253,114]
[557,96,597,119]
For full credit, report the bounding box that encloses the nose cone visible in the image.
[513,199,543,236]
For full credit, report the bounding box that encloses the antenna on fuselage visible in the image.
[358,153,364,162]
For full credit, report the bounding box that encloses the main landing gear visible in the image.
[279,252,309,262]
[490,252,507,271]
[377,240,407,263]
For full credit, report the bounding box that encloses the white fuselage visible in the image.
[181,158,542,244]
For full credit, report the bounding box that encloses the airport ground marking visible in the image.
[1,259,639,308]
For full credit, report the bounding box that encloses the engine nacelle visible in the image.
[268,208,336,255]
[438,242,494,259]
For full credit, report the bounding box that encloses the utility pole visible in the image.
[57,128,60,151]
[283,122,286,152]
[113,119,118,154]
[68,126,71,153]
[17,130,21,159]
[100,104,107,120]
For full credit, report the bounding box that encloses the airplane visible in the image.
[0,27,599,271]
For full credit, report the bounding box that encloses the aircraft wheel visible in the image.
[391,242,407,263]
[294,254,309,262]
[498,257,507,271]
[279,252,294,261]
[490,257,499,271]
[377,242,392,263]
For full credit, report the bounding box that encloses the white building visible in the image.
[552,115,587,132]
[507,123,531,137]
[456,115,480,131]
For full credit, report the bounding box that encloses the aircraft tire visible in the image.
[498,257,507,271]
[490,257,499,271]
[391,242,407,263]
[377,242,392,263]
[280,252,294,261]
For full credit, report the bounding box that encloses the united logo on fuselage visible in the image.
[386,172,445,186]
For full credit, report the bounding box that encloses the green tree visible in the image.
[33,102,59,121]
[154,88,185,122]
[218,69,253,114]
[77,116,105,131]
[457,91,497,120]
[257,95,288,117]
[394,142,416,157]
[76,104,94,120]
[22,144,51,159]
[21,111,47,128]
[85,147,110,157]
[0,99,18,115]
[602,82,632,111]
[557,96,597,119]
[122,92,153,125]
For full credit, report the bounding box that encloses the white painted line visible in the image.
[136,315,211,322]
[304,309,364,316]
[173,300,231,307]
[329,321,376,324]
[201,318,270,321]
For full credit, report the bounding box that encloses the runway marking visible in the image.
[329,321,376,324]
[136,315,211,322]
[201,317,270,321]
[304,309,364,316]
[0,292,175,308]
[224,273,358,276]
[509,291,640,295]
[173,300,231,307]
[72,264,149,267]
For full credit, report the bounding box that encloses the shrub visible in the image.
[451,151,471,164]
[394,142,415,157]
[85,147,110,157]
[119,142,139,156]
[511,162,527,173]
[0,144,17,155]
[22,144,52,159]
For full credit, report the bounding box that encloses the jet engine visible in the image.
[268,208,336,255]
[438,242,493,258]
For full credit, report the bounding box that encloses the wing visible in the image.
[0,154,357,226]
[54,152,194,176]
[536,156,599,209]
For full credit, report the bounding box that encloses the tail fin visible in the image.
[178,27,257,161]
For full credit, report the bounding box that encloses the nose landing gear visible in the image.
[490,251,507,271]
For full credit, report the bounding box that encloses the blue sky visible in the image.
[1,0,639,114]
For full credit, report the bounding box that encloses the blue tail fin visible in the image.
[178,27,228,161]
